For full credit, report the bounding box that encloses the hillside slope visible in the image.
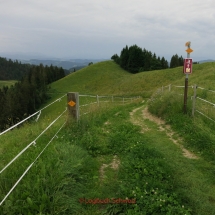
[49,60,215,100]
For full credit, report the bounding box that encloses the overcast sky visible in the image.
[1,0,215,61]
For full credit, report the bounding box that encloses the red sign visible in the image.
[183,58,192,74]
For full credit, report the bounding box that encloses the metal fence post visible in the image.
[192,84,197,117]
[97,95,99,106]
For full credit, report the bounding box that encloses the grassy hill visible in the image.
[1,60,215,214]
[49,60,215,99]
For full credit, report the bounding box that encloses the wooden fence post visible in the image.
[67,92,79,121]
[192,84,197,117]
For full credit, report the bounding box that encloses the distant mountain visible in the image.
[0,52,107,70]
[19,59,106,70]
[198,59,215,64]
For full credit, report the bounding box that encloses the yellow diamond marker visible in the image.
[68,100,76,107]
[186,48,193,53]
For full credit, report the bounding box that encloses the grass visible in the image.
[131,105,215,214]
[1,61,215,214]
[50,61,215,99]
[0,80,17,89]
[1,100,191,214]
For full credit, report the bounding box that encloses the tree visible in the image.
[127,45,144,73]
[170,54,180,68]
[178,56,184,66]
[120,45,129,70]
[111,54,120,64]
[111,45,169,73]
[161,57,169,69]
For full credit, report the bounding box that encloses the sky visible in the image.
[1,0,215,61]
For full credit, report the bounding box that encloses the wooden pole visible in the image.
[67,92,79,121]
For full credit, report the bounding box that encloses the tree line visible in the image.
[0,58,65,131]
[111,45,184,73]
[0,57,30,80]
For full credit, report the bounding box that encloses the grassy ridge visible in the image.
[50,61,215,99]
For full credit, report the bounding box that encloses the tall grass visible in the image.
[148,90,215,163]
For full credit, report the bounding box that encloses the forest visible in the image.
[0,57,65,131]
[111,45,184,73]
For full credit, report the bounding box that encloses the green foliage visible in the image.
[113,45,169,73]
[111,54,120,64]
[170,54,184,68]
[0,62,65,131]
[0,57,30,80]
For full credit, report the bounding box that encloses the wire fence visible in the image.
[0,92,140,206]
[155,84,215,123]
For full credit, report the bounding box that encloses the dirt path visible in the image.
[130,105,198,159]
[99,155,120,182]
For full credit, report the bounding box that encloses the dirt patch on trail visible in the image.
[130,106,150,133]
[131,106,198,160]
[143,107,198,160]
[99,155,120,182]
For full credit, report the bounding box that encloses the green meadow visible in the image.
[0,80,17,89]
[1,60,215,214]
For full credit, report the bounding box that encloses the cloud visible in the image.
[0,0,215,60]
